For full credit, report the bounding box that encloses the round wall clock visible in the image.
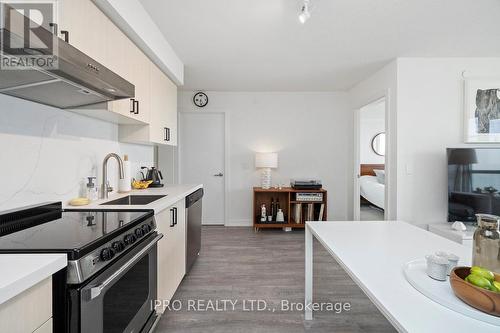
[193,92,209,107]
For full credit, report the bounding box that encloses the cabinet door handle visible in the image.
[164,128,170,141]
[170,209,175,227]
[49,23,58,35]
[135,100,139,114]
[60,30,69,43]
[173,207,178,226]
[130,99,135,113]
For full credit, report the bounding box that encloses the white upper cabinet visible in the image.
[119,62,177,146]
[150,62,178,145]
[127,40,151,124]
[55,0,177,144]
[57,0,106,64]
[104,20,135,119]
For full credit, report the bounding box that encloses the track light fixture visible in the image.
[298,0,312,24]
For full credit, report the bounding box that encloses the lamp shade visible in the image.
[255,152,278,168]
[448,149,478,165]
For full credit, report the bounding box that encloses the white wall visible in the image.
[0,95,154,211]
[396,58,500,225]
[178,91,352,226]
[360,100,385,164]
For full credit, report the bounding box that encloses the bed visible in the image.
[360,164,385,209]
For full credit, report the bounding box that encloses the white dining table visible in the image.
[304,221,499,332]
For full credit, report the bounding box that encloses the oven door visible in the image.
[79,233,162,333]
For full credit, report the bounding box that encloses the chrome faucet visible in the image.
[101,153,124,199]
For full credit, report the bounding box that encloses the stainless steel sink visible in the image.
[100,195,166,205]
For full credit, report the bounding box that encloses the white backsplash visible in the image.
[0,95,154,211]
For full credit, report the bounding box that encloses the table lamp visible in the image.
[255,152,278,189]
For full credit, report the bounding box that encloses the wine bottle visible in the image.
[270,198,276,221]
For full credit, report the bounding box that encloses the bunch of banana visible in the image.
[69,198,90,206]
[132,179,153,189]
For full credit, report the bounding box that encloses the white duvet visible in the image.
[360,175,385,209]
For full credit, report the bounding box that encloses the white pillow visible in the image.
[373,169,385,184]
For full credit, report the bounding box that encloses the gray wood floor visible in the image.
[155,227,395,333]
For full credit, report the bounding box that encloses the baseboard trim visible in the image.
[226,219,252,227]
[202,218,224,225]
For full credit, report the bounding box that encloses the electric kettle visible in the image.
[141,167,164,188]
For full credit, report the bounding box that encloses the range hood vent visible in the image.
[0,5,134,109]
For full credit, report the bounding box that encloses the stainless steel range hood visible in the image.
[0,7,134,109]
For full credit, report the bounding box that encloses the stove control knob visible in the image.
[135,227,145,238]
[100,247,116,261]
[123,234,137,245]
[141,224,151,234]
[111,240,125,253]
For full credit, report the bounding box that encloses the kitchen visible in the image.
[2,1,500,333]
[0,0,203,332]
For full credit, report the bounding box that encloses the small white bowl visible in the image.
[435,251,460,276]
[426,255,449,281]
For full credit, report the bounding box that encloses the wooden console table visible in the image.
[253,187,327,231]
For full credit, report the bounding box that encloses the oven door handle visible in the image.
[89,233,163,300]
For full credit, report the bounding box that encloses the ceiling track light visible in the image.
[298,0,312,24]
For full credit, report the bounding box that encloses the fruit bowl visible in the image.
[132,180,153,189]
[450,267,500,316]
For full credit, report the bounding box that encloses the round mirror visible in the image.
[371,132,386,156]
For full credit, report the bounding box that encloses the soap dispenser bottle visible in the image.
[86,177,98,201]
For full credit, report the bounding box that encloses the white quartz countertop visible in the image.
[0,185,201,305]
[63,184,203,214]
[0,253,67,305]
[306,221,497,332]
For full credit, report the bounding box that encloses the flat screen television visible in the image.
[448,148,500,223]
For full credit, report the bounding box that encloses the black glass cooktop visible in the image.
[0,202,153,259]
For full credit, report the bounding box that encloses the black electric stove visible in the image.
[0,202,152,258]
[0,202,156,283]
[0,202,161,333]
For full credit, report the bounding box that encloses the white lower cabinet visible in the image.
[156,199,186,314]
[0,277,52,333]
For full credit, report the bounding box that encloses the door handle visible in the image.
[134,100,139,114]
[173,207,177,226]
[214,172,223,177]
[170,208,175,227]
[164,128,170,141]
[60,30,69,43]
[49,23,58,35]
[130,99,135,113]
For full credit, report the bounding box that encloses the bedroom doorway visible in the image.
[355,98,386,221]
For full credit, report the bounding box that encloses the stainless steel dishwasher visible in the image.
[186,188,203,273]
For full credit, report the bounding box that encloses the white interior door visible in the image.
[180,112,225,225]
